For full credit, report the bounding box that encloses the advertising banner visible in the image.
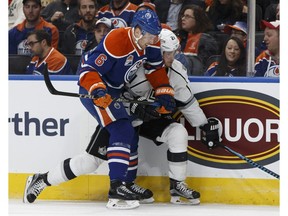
[8,76,279,204]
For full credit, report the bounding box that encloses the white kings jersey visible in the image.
[125,59,208,127]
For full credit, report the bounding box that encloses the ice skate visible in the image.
[170,179,200,205]
[126,182,154,204]
[106,180,140,210]
[23,173,48,203]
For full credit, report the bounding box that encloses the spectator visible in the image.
[204,36,247,76]
[264,0,279,21]
[254,20,279,77]
[9,0,25,30]
[61,0,98,55]
[206,0,247,31]
[223,21,262,57]
[136,1,156,12]
[154,0,206,32]
[176,4,218,75]
[84,17,113,52]
[41,0,54,8]
[276,3,279,20]
[76,17,114,74]
[25,29,73,75]
[223,21,247,45]
[41,0,81,32]
[9,0,59,55]
[97,0,138,28]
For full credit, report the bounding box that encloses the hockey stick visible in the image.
[43,65,159,106]
[217,142,280,179]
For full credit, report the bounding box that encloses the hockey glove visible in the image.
[154,84,176,114]
[199,118,220,149]
[90,82,112,109]
[130,97,161,122]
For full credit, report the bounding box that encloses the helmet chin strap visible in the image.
[132,27,144,50]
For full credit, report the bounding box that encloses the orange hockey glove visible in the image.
[89,82,113,109]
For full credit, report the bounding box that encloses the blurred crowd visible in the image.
[8,0,280,77]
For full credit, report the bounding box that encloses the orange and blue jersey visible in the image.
[9,17,59,55]
[204,61,218,76]
[79,27,164,93]
[204,61,244,77]
[97,2,138,28]
[78,27,168,182]
[26,47,72,75]
[78,27,168,127]
[254,50,279,77]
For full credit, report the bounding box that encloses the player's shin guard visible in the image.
[167,150,187,181]
[47,153,103,185]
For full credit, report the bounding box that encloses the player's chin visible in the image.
[165,62,173,67]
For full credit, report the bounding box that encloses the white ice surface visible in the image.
[8,199,279,216]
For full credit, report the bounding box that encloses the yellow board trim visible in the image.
[9,173,279,205]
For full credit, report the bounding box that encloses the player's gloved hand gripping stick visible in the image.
[200,119,280,179]
[88,82,113,109]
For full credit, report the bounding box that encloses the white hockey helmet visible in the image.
[159,28,180,54]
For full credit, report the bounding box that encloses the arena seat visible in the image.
[65,54,81,75]
[9,54,32,74]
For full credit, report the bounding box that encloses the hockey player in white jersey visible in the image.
[122,28,220,204]
[23,28,220,207]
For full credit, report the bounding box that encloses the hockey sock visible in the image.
[125,151,138,182]
[107,142,130,181]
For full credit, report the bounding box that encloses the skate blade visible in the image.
[23,176,33,204]
[140,197,154,204]
[106,199,140,210]
[170,196,200,205]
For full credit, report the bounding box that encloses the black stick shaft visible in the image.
[43,65,159,106]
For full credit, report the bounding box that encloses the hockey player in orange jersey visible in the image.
[23,9,176,210]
